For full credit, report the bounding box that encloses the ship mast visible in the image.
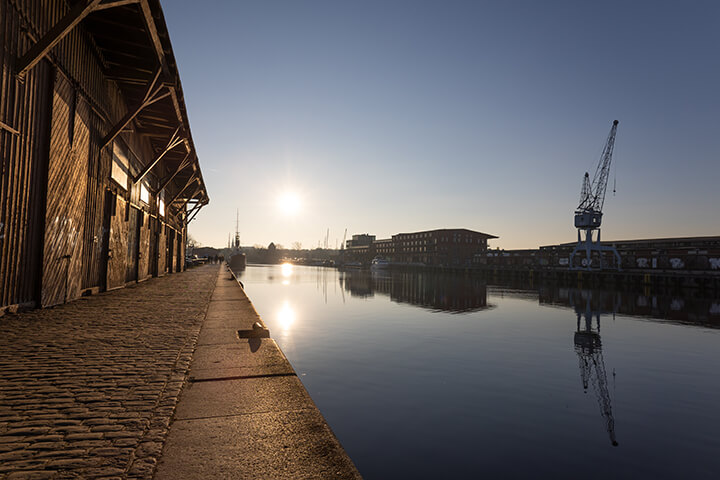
[234,209,241,250]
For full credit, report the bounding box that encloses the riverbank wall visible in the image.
[156,265,361,479]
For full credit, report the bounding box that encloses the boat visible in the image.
[340,261,363,269]
[228,209,246,273]
[370,257,389,270]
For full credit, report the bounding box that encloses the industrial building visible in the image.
[344,228,498,267]
[1,0,208,313]
[480,236,720,273]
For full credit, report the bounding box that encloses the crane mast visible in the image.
[570,120,622,270]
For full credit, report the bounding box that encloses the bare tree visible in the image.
[186,234,201,251]
[291,241,302,250]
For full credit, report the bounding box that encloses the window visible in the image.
[140,183,150,204]
[111,141,129,188]
[159,191,165,217]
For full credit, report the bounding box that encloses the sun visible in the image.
[277,192,301,215]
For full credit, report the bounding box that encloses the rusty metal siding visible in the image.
[41,72,89,307]
[148,215,157,277]
[157,220,166,275]
[107,194,127,290]
[138,210,150,281]
[0,0,52,309]
[2,0,199,309]
[125,206,139,283]
[176,228,184,272]
[166,226,175,274]
[80,104,109,290]
[18,0,110,116]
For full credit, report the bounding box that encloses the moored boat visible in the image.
[370,257,389,270]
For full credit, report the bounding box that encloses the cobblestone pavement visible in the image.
[0,265,218,479]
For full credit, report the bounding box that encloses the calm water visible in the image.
[237,264,720,479]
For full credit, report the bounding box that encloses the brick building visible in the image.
[392,229,497,266]
[344,228,497,267]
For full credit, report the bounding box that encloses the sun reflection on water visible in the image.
[277,301,296,331]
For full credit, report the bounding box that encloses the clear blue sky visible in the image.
[164,0,720,250]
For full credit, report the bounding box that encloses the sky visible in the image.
[163,0,720,250]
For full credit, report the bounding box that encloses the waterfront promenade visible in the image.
[0,264,359,479]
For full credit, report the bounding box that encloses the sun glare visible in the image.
[277,192,301,215]
[277,301,295,331]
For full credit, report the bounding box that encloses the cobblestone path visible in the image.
[0,265,218,479]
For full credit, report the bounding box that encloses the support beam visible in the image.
[100,67,169,149]
[168,176,197,206]
[184,201,202,220]
[187,203,206,224]
[133,126,184,184]
[176,184,202,211]
[139,0,166,66]
[0,120,20,136]
[95,0,140,11]
[157,153,192,193]
[168,86,187,138]
[16,0,102,78]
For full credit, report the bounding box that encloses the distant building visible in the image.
[375,238,395,257]
[480,235,720,272]
[392,229,498,266]
[344,228,498,267]
[346,234,376,248]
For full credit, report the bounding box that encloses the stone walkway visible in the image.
[154,268,360,479]
[0,265,218,479]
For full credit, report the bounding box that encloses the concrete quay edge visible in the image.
[154,266,362,479]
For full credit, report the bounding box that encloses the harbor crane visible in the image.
[570,120,622,270]
[572,291,619,447]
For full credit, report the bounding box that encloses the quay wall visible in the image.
[154,264,362,478]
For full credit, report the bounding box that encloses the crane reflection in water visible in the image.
[571,289,619,447]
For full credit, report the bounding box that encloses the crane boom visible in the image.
[576,120,619,218]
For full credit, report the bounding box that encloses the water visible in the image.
[236,264,720,479]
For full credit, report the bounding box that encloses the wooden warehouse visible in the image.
[0,0,209,313]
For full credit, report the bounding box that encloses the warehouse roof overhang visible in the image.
[16,0,209,211]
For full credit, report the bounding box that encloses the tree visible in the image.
[291,241,302,250]
[186,234,200,251]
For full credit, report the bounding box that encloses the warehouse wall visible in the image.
[0,0,188,312]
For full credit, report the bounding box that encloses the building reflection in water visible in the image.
[569,289,619,447]
[339,269,492,313]
[539,285,720,327]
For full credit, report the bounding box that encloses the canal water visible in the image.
[236,264,720,479]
